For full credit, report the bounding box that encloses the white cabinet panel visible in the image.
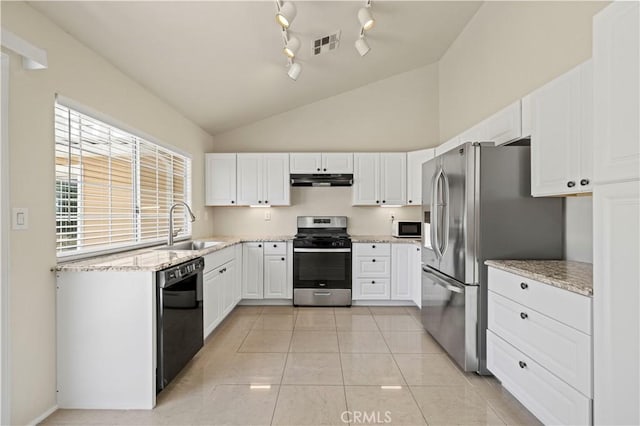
[203,268,223,338]
[242,243,264,299]
[237,154,289,206]
[355,257,390,278]
[380,153,407,205]
[322,153,353,173]
[205,153,237,206]
[593,1,640,184]
[236,154,263,205]
[407,149,434,206]
[484,100,522,146]
[263,153,290,206]
[264,241,287,255]
[222,261,236,316]
[521,94,532,138]
[391,244,412,301]
[234,244,243,303]
[355,243,391,256]
[264,255,288,299]
[353,153,380,205]
[411,245,421,308]
[531,61,593,196]
[593,180,640,425]
[354,278,390,300]
[435,136,462,157]
[290,153,322,174]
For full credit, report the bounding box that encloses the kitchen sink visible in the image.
[154,240,223,251]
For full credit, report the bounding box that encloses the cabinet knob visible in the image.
[231,200,235,204]
[408,200,412,203]
[416,247,420,252]
[265,200,268,204]
[520,312,528,320]
[567,181,576,188]
[382,200,386,203]
[258,200,262,203]
[371,280,375,284]
[323,168,327,172]
[273,244,277,248]
[258,244,262,248]
[520,282,528,290]
[519,361,527,369]
[281,257,285,261]
[580,179,590,186]
[372,245,376,248]
[317,168,321,171]
[376,200,380,204]
[372,259,376,262]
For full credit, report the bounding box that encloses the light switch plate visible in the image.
[12,207,28,230]
[264,210,271,221]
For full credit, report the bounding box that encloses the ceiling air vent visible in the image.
[312,31,341,56]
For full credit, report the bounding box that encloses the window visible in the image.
[55,102,192,258]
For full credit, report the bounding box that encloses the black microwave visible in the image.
[392,220,422,238]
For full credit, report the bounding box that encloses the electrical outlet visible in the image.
[390,214,395,222]
[12,207,28,230]
[264,210,271,221]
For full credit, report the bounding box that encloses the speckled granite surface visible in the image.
[56,236,293,272]
[351,235,421,245]
[485,260,593,297]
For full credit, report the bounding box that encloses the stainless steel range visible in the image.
[293,216,352,307]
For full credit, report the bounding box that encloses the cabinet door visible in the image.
[234,244,243,303]
[594,180,640,425]
[354,256,391,278]
[484,100,522,146]
[407,149,434,206]
[594,1,640,184]
[203,269,223,338]
[411,245,422,308]
[290,153,322,173]
[322,153,353,173]
[380,153,407,205]
[353,153,380,205]
[435,136,461,157]
[391,244,412,300]
[236,154,263,205]
[263,153,290,206]
[354,279,391,300]
[531,64,582,197]
[205,153,237,206]
[242,243,264,299]
[521,94,532,138]
[222,261,236,316]
[264,255,288,299]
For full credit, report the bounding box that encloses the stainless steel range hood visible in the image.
[290,174,353,187]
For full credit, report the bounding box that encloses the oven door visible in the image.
[293,248,351,289]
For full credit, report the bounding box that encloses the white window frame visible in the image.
[1,51,11,426]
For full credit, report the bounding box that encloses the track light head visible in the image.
[288,62,301,80]
[358,7,375,31]
[283,35,301,58]
[276,2,297,29]
[355,36,370,56]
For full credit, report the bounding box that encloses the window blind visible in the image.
[55,102,192,258]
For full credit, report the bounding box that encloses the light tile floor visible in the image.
[43,306,541,425]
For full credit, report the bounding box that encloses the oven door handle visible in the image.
[293,248,351,253]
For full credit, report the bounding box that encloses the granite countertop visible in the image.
[55,235,293,272]
[485,260,593,297]
[351,235,421,244]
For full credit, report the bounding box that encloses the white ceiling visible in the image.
[30,1,482,135]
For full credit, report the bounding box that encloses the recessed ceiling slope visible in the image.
[29,1,482,135]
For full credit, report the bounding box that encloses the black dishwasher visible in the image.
[156,257,204,393]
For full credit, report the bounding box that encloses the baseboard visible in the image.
[28,404,57,426]
[352,300,417,307]
[239,299,293,306]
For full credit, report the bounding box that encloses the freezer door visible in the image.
[421,265,478,372]
[439,144,476,284]
[421,157,440,269]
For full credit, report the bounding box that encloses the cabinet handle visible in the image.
[520,282,528,290]
[371,280,375,284]
[317,168,321,171]
[265,200,268,204]
[520,312,528,320]
[258,244,262,248]
[231,200,235,204]
[416,247,420,252]
[273,244,277,247]
[580,178,590,186]
[519,361,527,369]
[258,200,262,204]
[323,168,327,172]
[372,245,376,248]
[567,181,576,188]
[372,259,376,262]
[382,200,386,203]
[408,200,412,203]
[281,257,285,261]
[376,200,380,204]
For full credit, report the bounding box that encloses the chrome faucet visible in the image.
[168,202,196,246]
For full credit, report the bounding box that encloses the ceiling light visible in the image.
[355,36,370,56]
[288,62,301,80]
[358,7,375,31]
[276,1,297,29]
[283,35,301,58]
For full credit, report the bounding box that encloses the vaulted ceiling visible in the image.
[30,1,482,135]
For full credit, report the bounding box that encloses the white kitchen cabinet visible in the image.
[593,180,640,425]
[222,260,236,316]
[237,153,289,206]
[353,243,391,300]
[205,153,237,206]
[593,1,640,184]
[530,60,593,196]
[242,242,264,299]
[483,100,522,146]
[407,149,434,206]
[264,254,288,298]
[203,267,224,337]
[353,153,406,206]
[411,245,421,308]
[521,94,532,138]
[234,244,243,303]
[435,135,462,157]
[290,152,353,174]
[391,244,412,300]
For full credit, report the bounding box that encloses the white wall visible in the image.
[1,3,214,424]
[211,187,420,237]
[438,1,608,142]
[565,197,593,263]
[213,64,439,152]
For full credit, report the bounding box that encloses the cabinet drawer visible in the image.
[488,291,591,396]
[355,278,390,300]
[264,241,287,255]
[354,243,391,256]
[354,256,390,278]
[204,246,235,274]
[487,331,591,426]
[488,267,591,335]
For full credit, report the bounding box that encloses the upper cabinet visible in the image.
[290,153,353,174]
[593,1,640,184]
[353,153,407,206]
[407,149,434,206]
[531,60,593,197]
[483,100,522,146]
[237,153,290,206]
[205,153,237,206]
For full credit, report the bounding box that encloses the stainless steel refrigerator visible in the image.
[421,142,563,374]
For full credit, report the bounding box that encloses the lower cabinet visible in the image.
[264,254,288,298]
[242,242,264,299]
[242,241,292,300]
[391,244,421,304]
[203,246,239,339]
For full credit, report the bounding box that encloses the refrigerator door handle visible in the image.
[422,265,464,294]
[430,168,442,259]
[440,170,450,256]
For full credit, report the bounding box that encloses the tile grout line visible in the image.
[268,309,295,426]
[335,307,351,425]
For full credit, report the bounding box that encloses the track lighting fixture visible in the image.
[358,0,375,31]
[287,60,301,80]
[283,33,300,58]
[276,1,297,29]
[355,34,370,57]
